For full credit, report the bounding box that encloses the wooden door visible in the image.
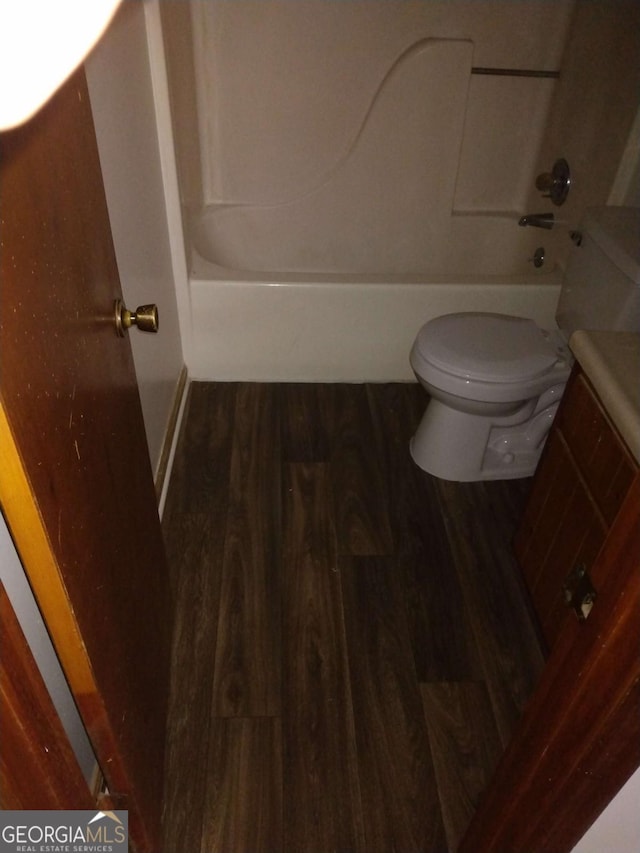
[0,581,94,810]
[0,67,171,852]
[460,473,640,851]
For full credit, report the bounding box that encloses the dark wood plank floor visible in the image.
[161,382,545,852]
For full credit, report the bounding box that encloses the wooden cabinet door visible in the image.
[0,67,171,852]
[461,474,640,852]
[514,367,637,650]
[515,429,607,648]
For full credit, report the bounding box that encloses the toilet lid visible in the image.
[416,313,559,382]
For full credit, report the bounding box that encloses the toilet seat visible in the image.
[413,312,560,383]
[409,311,573,480]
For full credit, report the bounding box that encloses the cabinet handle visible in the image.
[563,563,597,621]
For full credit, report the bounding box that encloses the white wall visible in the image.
[85,0,184,476]
[572,767,640,852]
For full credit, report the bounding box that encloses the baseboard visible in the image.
[155,366,188,516]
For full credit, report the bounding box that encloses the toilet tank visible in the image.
[556,206,640,335]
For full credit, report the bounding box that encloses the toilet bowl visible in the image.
[409,206,640,482]
[409,313,572,480]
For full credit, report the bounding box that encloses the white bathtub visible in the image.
[188,210,562,382]
[180,29,565,382]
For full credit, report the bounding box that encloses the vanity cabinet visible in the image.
[514,364,638,650]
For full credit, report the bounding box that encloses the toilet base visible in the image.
[409,396,555,482]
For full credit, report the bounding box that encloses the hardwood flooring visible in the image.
[161,382,545,852]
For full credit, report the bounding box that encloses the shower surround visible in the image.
[162,1,576,379]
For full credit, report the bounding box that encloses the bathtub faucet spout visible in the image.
[518,212,554,230]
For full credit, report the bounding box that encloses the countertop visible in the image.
[569,330,640,464]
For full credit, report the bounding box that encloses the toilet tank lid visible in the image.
[583,206,640,285]
[416,313,560,382]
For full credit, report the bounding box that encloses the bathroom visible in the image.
[157,0,640,383]
[86,0,640,846]
[1,0,638,850]
[144,2,639,849]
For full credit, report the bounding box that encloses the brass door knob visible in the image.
[114,299,159,336]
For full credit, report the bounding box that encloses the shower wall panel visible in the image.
[190,0,573,215]
[195,38,474,274]
[160,1,202,209]
[453,75,557,214]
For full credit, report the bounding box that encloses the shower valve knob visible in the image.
[528,247,545,268]
[535,158,571,206]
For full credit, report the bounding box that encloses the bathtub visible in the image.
[188,208,563,382]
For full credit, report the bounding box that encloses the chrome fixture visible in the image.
[518,212,554,230]
[535,158,571,206]
[529,247,545,268]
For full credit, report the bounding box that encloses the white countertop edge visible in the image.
[569,330,640,464]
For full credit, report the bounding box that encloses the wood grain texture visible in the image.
[557,372,636,525]
[281,463,366,851]
[1,67,170,852]
[534,676,640,852]
[161,382,544,850]
[421,681,502,852]
[366,384,481,682]
[461,473,640,852]
[323,384,394,556]
[0,583,93,810]
[279,383,330,462]
[163,381,238,519]
[341,556,447,851]
[535,480,604,647]
[435,479,545,746]
[515,367,638,650]
[212,384,282,717]
[515,430,587,595]
[200,718,283,853]
[162,382,236,850]
[161,514,224,853]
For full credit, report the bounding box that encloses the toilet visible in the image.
[410,206,640,481]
